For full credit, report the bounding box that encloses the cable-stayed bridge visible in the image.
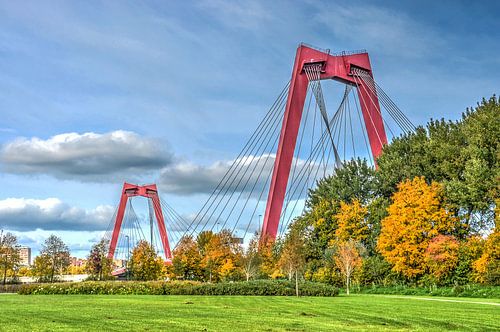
[103,44,415,263]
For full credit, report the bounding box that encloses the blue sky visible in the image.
[0,0,498,258]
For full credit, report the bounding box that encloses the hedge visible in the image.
[0,284,23,293]
[350,285,500,298]
[18,280,339,296]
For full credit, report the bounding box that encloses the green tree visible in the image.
[0,231,20,284]
[291,159,382,282]
[377,96,499,233]
[452,236,484,285]
[129,240,165,281]
[449,96,499,231]
[308,158,378,208]
[85,239,113,281]
[359,254,392,286]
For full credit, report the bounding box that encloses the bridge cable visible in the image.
[177,82,290,248]
[182,82,287,234]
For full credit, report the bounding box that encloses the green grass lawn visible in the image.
[0,294,498,331]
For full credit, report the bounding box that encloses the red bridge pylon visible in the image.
[262,44,388,240]
[107,182,172,262]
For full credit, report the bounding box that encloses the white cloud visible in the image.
[0,197,114,231]
[0,130,172,181]
[159,153,322,196]
[159,154,274,195]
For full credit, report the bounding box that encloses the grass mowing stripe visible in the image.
[383,295,500,306]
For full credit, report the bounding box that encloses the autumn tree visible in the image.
[17,266,31,277]
[278,229,305,296]
[32,254,53,282]
[306,199,339,250]
[0,231,20,284]
[258,234,278,278]
[424,235,460,284]
[33,235,71,283]
[452,236,484,285]
[377,177,460,280]
[473,229,500,285]
[200,230,240,282]
[171,235,203,280]
[129,240,165,281]
[334,199,369,244]
[303,159,379,251]
[68,265,86,275]
[377,96,499,233]
[333,240,363,295]
[85,239,113,281]
[197,230,216,256]
[240,233,261,281]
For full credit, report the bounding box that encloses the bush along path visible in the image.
[18,280,339,296]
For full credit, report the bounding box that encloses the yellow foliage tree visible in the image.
[68,265,86,275]
[201,230,241,282]
[309,199,338,247]
[473,229,500,284]
[277,229,306,296]
[129,240,165,281]
[171,236,202,280]
[377,177,459,279]
[334,199,369,243]
[258,234,278,278]
[220,258,235,280]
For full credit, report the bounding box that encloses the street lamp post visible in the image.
[258,214,262,235]
[125,235,130,280]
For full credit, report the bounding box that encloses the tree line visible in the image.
[169,96,499,292]
[1,96,498,291]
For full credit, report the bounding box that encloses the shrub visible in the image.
[18,280,339,296]
[350,285,500,298]
[0,284,23,293]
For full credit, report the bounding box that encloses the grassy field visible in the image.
[0,294,498,331]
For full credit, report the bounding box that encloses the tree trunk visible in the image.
[295,270,299,297]
[346,273,350,295]
[51,261,56,283]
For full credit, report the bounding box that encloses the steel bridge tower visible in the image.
[261,44,387,239]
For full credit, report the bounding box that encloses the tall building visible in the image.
[70,257,87,267]
[17,246,31,266]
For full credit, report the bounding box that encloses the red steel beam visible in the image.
[261,45,387,240]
